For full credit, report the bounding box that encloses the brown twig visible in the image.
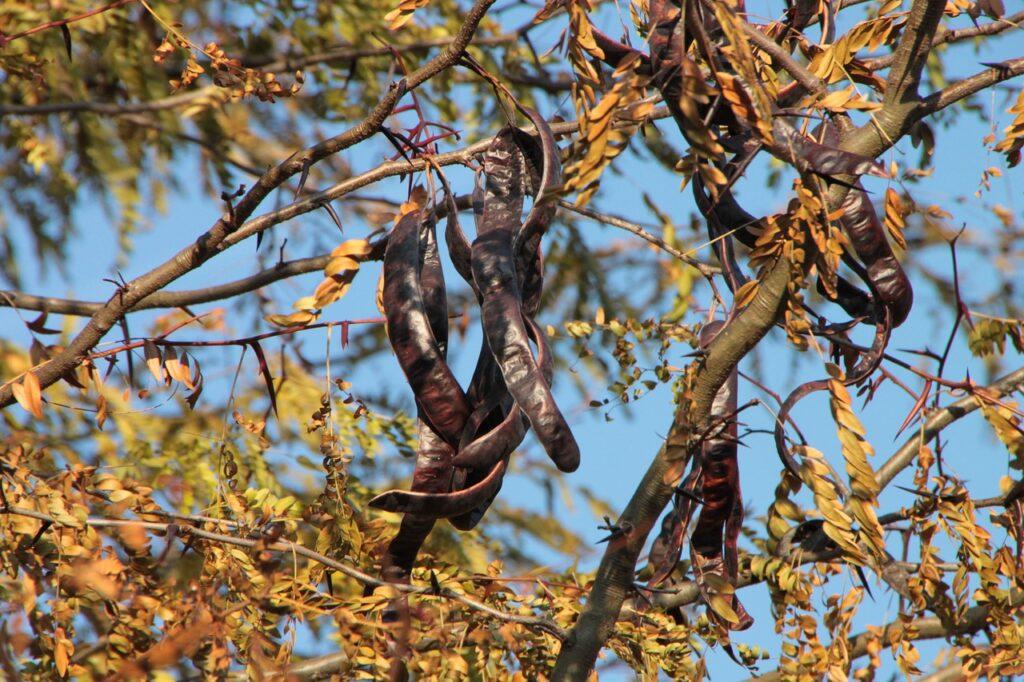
[0,253,338,316]
[0,0,498,411]
[0,0,137,48]
[556,200,720,276]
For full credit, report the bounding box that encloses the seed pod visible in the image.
[378,422,455,582]
[419,216,448,354]
[513,109,562,315]
[688,320,752,631]
[383,208,470,447]
[648,463,703,586]
[439,171,476,295]
[473,225,580,472]
[452,316,549,471]
[370,458,508,518]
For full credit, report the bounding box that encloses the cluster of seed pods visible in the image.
[588,1,913,629]
[370,110,580,583]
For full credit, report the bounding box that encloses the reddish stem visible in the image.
[0,0,137,47]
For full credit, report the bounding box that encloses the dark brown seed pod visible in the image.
[480,128,529,235]
[378,422,455,582]
[419,215,449,354]
[438,170,476,296]
[688,320,753,631]
[513,109,561,316]
[383,208,471,447]
[648,464,702,586]
[768,118,887,180]
[816,121,913,328]
[473,225,581,473]
[452,316,548,471]
[369,458,508,518]
[835,188,913,327]
[693,173,751,294]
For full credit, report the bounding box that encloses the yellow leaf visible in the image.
[325,256,362,277]
[708,594,741,624]
[54,627,71,677]
[376,270,386,316]
[332,239,373,259]
[265,311,318,328]
[733,279,760,309]
[818,87,852,111]
[292,296,320,312]
[13,371,44,419]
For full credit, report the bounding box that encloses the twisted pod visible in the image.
[371,110,576,579]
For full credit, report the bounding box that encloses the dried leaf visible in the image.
[13,372,44,419]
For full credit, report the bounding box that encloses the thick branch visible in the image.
[550,256,792,680]
[876,366,1024,489]
[0,0,497,410]
[864,12,1024,71]
[883,0,947,106]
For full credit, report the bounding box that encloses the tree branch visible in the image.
[883,0,947,106]
[876,366,1024,490]
[0,253,336,316]
[0,0,497,410]
[922,58,1024,115]
[550,255,792,680]
[864,11,1024,71]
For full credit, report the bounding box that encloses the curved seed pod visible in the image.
[514,110,562,316]
[773,314,890,477]
[693,173,751,294]
[370,458,508,517]
[513,109,562,260]
[648,463,703,586]
[379,422,455,581]
[836,188,913,327]
[419,216,448,354]
[383,209,470,447]
[447,317,553,529]
[381,514,435,585]
[438,172,476,294]
[452,315,548,471]
[688,320,753,631]
[591,26,653,74]
[694,169,876,320]
[816,121,913,327]
[480,128,528,235]
[473,226,581,473]
[768,118,887,179]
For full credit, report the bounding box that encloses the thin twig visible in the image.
[0,506,567,640]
